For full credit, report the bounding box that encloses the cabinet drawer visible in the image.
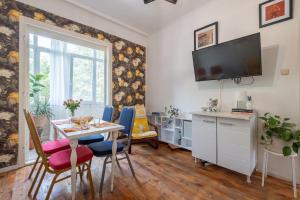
[192,115,217,164]
[217,118,250,133]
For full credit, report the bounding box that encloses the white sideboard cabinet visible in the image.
[191,111,257,182]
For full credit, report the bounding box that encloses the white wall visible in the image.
[17,0,148,46]
[147,0,300,182]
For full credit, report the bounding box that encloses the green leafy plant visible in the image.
[29,73,45,98]
[260,113,300,156]
[31,100,53,119]
[29,73,53,119]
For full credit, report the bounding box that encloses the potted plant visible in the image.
[163,105,180,129]
[164,105,179,118]
[29,73,53,149]
[29,73,53,128]
[31,100,53,128]
[260,113,300,156]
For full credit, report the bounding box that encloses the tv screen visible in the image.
[192,33,262,81]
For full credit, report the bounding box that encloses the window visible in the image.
[29,33,107,104]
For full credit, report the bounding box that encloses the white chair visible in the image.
[261,148,297,198]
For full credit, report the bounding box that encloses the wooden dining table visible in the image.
[51,119,124,200]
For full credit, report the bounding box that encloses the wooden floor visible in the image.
[0,143,298,200]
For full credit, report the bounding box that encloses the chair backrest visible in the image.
[23,109,47,162]
[102,105,114,122]
[132,104,150,134]
[118,107,135,136]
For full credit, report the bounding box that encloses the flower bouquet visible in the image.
[63,99,82,117]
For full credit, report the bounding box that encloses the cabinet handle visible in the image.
[219,122,234,126]
[203,120,215,124]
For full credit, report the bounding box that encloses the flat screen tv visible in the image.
[192,33,262,81]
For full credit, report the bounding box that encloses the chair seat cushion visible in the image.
[42,139,70,155]
[78,134,104,145]
[88,141,124,157]
[48,146,93,171]
[132,131,158,140]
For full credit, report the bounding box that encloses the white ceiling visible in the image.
[65,0,212,35]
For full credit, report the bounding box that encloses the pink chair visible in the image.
[24,110,94,199]
[28,139,70,179]
[27,122,71,196]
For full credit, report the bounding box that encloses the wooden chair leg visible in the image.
[77,166,83,182]
[28,155,40,179]
[85,159,92,179]
[99,156,109,193]
[28,162,43,195]
[45,173,59,200]
[87,163,95,197]
[33,168,46,199]
[124,152,135,176]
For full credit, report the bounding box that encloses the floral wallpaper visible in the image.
[0,0,146,168]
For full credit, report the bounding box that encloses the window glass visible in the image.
[72,57,93,101]
[29,48,34,74]
[67,43,94,57]
[37,35,51,49]
[96,61,105,103]
[29,32,107,104]
[39,52,50,100]
[96,50,105,60]
[29,33,34,46]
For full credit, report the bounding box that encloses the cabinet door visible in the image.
[192,115,217,164]
[217,118,251,175]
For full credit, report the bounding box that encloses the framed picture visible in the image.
[259,0,293,28]
[194,22,218,51]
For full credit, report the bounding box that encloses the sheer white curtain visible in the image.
[49,40,69,119]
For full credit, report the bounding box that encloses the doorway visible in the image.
[19,17,112,165]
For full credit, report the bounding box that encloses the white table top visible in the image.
[51,119,124,140]
[191,111,256,120]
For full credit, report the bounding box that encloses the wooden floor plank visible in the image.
[0,143,298,200]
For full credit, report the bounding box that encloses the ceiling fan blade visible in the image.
[165,0,177,4]
[144,0,155,4]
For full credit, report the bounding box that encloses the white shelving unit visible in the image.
[148,114,192,150]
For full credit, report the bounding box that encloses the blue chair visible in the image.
[88,107,135,193]
[78,106,114,145]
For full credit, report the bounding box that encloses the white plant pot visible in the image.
[266,138,293,154]
[33,115,48,129]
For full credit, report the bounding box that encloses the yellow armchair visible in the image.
[129,105,159,153]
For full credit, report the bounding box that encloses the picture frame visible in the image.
[259,0,293,28]
[194,22,218,51]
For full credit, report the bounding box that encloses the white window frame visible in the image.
[17,16,112,169]
[29,34,107,104]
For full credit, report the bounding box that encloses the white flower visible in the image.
[45,19,56,25]
[114,66,125,76]
[114,91,125,102]
[114,41,125,51]
[0,112,15,120]
[132,58,141,67]
[63,24,80,32]
[0,26,15,37]
[0,69,15,78]
[0,154,14,163]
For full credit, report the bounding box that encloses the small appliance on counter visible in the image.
[232,91,253,113]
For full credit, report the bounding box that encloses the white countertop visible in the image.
[190,111,256,120]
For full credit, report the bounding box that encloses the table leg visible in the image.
[53,126,58,140]
[70,139,78,200]
[110,131,118,192]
